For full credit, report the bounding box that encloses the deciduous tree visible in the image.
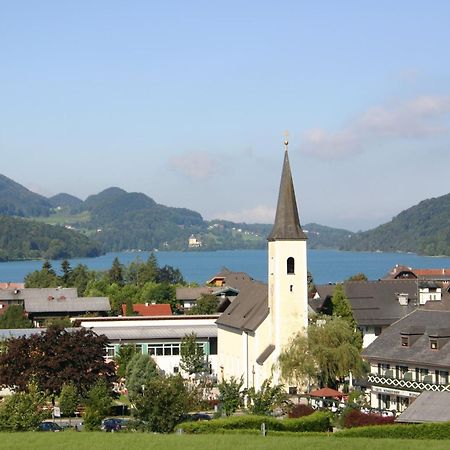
[0,326,116,395]
[179,332,207,375]
[279,316,366,389]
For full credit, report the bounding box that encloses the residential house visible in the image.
[362,309,450,413]
[312,280,418,347]
[0,287,110,326]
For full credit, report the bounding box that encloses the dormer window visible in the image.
[430,339,438,350]
[287,257,295,274]
[401,336,409,347]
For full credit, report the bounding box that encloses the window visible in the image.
[148,343,182,356]
[401,336,409,347]
[430,339,438,350]
[290,285,293,292]
[105,345,115,358]
[287,257,295,274]
[374,327,382,336]
[436,370,449,384]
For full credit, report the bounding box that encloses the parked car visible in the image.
[100,417,128,432]
[38,421,62,432]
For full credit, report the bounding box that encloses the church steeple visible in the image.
[267,141,307,241]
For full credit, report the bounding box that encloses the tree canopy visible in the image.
[0,326,116,395]
[279,316,366,389]
[179,332,207,375]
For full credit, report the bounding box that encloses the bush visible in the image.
[82,406,102,431]
[0,386,47,431]
[336,422,450,439]
[175,411,332,434]
[288,404,315,418]
[342,408,394,428]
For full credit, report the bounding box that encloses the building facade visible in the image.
[217,143,308,391]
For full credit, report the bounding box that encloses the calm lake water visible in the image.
[1,249,450,285]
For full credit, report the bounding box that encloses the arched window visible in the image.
[287,257,295,274]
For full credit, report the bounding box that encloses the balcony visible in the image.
[368,373,450,392]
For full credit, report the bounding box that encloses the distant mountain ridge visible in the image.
[0,173,448,257]
[340,193,450,256]
[0,174,52,217]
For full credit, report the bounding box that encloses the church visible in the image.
[216,141,309,391]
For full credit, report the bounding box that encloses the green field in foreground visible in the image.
[2,432,450,450]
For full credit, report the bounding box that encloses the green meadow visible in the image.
[2,433,450,450]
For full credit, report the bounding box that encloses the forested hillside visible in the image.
[340,193,450,256]
[0,174,52,217]
[0,216,101,261]
[1,172,448,257]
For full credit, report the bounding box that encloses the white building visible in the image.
[216,142,309,391]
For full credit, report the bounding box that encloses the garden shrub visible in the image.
[336,422,450,440]
[342,408,394,428]
[175,411,332,434]
[288,403,315,418]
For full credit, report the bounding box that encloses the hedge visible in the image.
[336,422,450,440]
[175,411,332,434]
[342,408,395,428]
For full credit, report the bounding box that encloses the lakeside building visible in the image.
[362,309,450,412]
[77,315,219,377]
[216,143,309,391]
[0,287,110,326]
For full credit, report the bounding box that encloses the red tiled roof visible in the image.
[309,387,344,398]
[0,282,25,290]
[414,269,450,276]
[121,303,172,316]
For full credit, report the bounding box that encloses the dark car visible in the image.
[100,418,127,432]
[39,422,62,432]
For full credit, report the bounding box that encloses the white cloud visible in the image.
[301,95,450,159]
[168,150,220,179]
[211,205,276,224]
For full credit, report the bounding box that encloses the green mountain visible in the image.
[0,174,52,217]
[49,193,84,210]
[303,223,354,249]
[82,187,205,251]
[340,193,450,256]
[0,216,101,261]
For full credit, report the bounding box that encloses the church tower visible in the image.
[267,140,308,371]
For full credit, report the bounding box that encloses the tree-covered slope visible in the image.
[303,223,354,249]
[340,193,450,256]
[83,188,205,251]
[0,216,101,261]
[0,174,52,217]
[49,193,84,210]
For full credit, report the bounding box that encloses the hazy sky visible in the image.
[1,1,449,231]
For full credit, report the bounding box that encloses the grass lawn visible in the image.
[2,432,450,450]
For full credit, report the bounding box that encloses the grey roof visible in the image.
[0,327,82,341]
[208,268,257,290]
[176,287,212,301]
[396,391,450,423]
[88,324,217,341]
[25,296,110,313]
[363,309,450,368]
[314,280,418,326]
[176,286,240,301]
[216,279,269,332]
[0,287,78,302]
[267,150,307,241]
[0,328,44,340]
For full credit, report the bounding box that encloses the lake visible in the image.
[1,249,450,285]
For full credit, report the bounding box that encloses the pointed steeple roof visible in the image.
[267,144,307,241]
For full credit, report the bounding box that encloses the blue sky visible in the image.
[1,1,449,231]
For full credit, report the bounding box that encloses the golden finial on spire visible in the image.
[283,130,289,151]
